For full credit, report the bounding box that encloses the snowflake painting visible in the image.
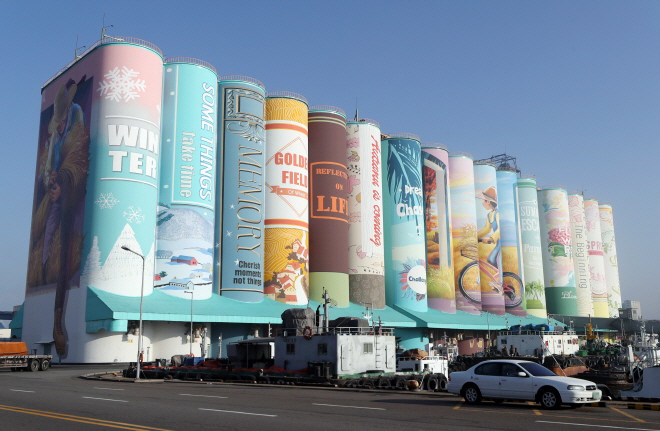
[95,193,119,209]
[97,66,146,102]
[123,206,145,224]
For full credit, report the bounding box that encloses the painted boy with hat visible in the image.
[476,185,501,269]
[28,77,89,358]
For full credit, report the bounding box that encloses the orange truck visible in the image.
[0,342,52,372]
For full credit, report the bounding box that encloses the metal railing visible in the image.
[568,190,583,196]
[219,75,265,89]
[499,330,576,336]
[43,36,163,89]
[584,196,599,201]
[421,142,448,151]
[599,201,612,206]
[474,160,496,167]
[347,118,380,129]
[520,174,536,179]
[449,151,473,159]
[164,57,217,74]
[309,105,346,117]
[266,91,308,104]
[496,165,517,172]
[384,133,420,142]
[538,185,567,191]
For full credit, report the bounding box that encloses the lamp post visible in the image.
[120,246,145,380]
[185,290,194,356]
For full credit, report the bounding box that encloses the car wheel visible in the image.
[29,359,39,372]
[539,388,561,409]
[463,384,482,405]
[39,359,50,371]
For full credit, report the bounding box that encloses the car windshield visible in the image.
[519,362,557,377]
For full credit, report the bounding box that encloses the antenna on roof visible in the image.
[74,35,86,61]
[354,98,358,121]
[101,12,116,43]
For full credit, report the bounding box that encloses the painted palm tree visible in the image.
[387,140,423,231]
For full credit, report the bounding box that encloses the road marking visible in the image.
[199,408,276,417]
[536,420,658,430]
[0,403,174,430]
[453,401,463,410]
[312,403,386,410]
[528,401,542,416]
[180,394,228,399]
[10,389,35,393]
[94,387,125,391]
[82,396,128,403]
[610,406,646,423]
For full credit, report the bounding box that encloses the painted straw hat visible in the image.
[48,82,77,134]
[475,185,497,203]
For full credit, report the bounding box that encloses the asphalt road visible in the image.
[1,366,659,431]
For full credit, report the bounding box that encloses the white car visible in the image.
[447,359,601,409]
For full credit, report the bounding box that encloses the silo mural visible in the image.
[308,106,349,307]
[346,120,385,309]
[448,153,481,315]
[421,144,455,314]
[537,186,578,316]
[382,134,427,312]
[599,202,621,317]
[26,42,164,358]
[474,162,504,316]
[156,60,217,301]
[216,76,266,302]
[584,197,608,317]
[496,168,526,317]
[263,93,309,304]
[567,192,593,316]
[516,177,546,318]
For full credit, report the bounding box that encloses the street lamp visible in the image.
[121,245,145,380]
[185,290,194,356]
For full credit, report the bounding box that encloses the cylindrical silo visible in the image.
[382,134,427,312]
[215,76,266,302]
[516,176,546,318]
[155,59,218,301]
[308,106,349,307]
[496,168,526,317]
[421,143,455,314]
[537,186,578,316]
[599,202,622,317]
[448,152,481,315]
[584,197,608,317]
[28,40,164,360]
[474,161,504,316]
[263,92,309,305]
[346,119,385,309]
[567,191,594,316]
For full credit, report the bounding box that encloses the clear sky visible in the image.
[1,1,658,323]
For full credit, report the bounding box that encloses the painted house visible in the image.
[170,255,198,266]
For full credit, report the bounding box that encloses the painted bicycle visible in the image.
[457,240,524,308]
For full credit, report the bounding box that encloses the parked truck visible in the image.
[0,342,52,372]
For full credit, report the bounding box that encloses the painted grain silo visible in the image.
[567,191,594,317]
[26,39,164,361]
[496,167,526,317]
[346,119,385,309]
[537,186,578,316]
[308,106,349,307]
[215,76,266,302]
[583,197,608,317]
[516,176,546,318]
[156,59,218,301]
[421,143,455,314]
[474,161,504,316]
[448,152,481,315]
[263,92,309,305]
[382,134,427,312]
[599,202,622,316]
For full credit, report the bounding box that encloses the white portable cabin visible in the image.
[273,327,396,377]
[497,330,581,357]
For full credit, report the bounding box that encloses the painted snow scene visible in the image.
[154,204,214,300]
[80,224,155,297]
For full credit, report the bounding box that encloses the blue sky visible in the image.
[1,1,658,321]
